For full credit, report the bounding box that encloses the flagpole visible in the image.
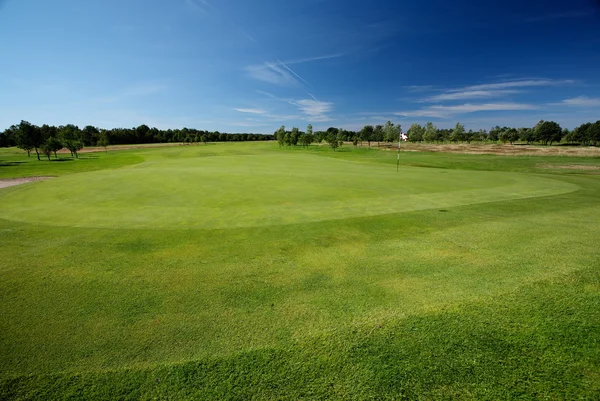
[396,129,401,172]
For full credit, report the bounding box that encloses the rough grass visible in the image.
[1,143,599,400]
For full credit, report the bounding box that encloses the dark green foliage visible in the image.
[535,120,563,145]
[360,125,374,147]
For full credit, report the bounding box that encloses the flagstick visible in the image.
[396,130,401,172]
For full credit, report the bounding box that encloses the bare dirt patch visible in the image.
[378,143,600,157]
[0,176,54,189]
[537,164,600,171]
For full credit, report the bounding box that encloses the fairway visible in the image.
[0,150,577,229]
[1,143,599,400]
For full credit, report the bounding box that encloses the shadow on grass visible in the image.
[0,161,26,167]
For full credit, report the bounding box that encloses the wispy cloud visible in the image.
[289,99,333,122]
[553,96,600,107]
[245,62,301,86]
[397,103,536,118]
[235,108,266,114]
[422,90,519,102]
[284,53,344,65]
[456,79,574,92]
[245,53,343,87]
[524,9,596,22]
[415,79,575,104]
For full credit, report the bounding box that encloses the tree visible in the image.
[465,129,474,144]
[534,120,562,145]
[16,120,44,160]
[450,122,466,143]
[45,137,63,159]
[326,131,339,151]
[81,125,99,146]
[360,125,374,147]
[488,126,501,142]
[373,125,384,146]
[60,124,84,158]
[0,126,17,148]
[587,121,600,146]
[518,128,535,144]
[407,123,424,142]
[290,127,300,146]
[423,122,437,142]
[383,121,399,143]
[275,125,286,147]
[97,132,109,153]
[40,137,62,161]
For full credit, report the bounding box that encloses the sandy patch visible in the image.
[379,143,600,157]
[537,164,600,171]
[0,176,54,189]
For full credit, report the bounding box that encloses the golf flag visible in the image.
[401,133,408,141]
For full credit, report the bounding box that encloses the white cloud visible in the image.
[245,62,300,86]
[284,53,344,65]
[455,79,573,92]
[234,108,266,114]
[556,96,600,107]
[290,99,333,122]
[422,90,518,102]
[396,103,536,118]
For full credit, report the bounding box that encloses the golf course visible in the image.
[1,142,599,399]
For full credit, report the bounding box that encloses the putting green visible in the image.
[0,153,577,229]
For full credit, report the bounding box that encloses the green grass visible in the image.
[1,143,599,399]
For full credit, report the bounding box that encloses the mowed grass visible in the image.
[1,142,599,399]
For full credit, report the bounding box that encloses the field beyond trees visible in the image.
[1,142,599,399]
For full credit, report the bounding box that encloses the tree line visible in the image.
[274,120,600,150]
[2,118,599,160]
[275,121,403,151]
[0,122,274,160]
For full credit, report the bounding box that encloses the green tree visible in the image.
[336,131,345,147]
[290,127,300,146]
[360,125,374,147]
[40,137,62,161]
[534,120,562,145]
[16,120,43,160]
[488,126,501,142]
[518,128,535,144]
[407,123,424,142]
[60,124,84,158]
[383,121,399,143]
[465,129,474,144]
[97,133,109,153]
[587,121,600,146]
[275,125,286,147]
[373,125,384,146]
[450,122,466,143]
[326,131,339,151]
[423,122,437,142]
[46,136,63,158]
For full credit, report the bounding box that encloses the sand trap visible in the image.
[0,177,54,189]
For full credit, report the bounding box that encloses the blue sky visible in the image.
[1,0,599,133]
